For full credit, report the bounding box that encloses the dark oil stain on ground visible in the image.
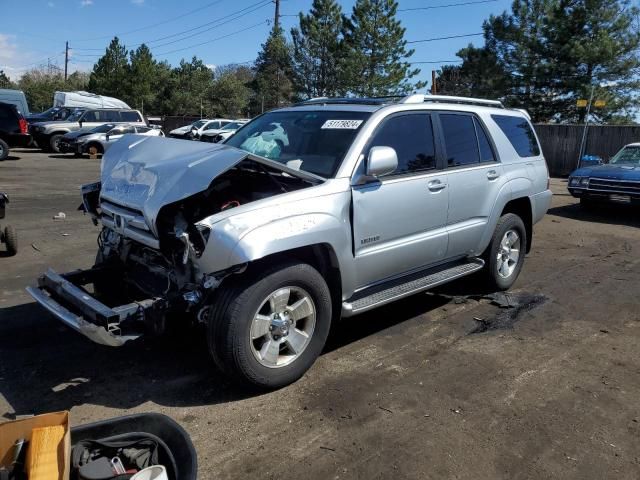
[469,293,548,334]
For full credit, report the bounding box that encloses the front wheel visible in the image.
[49,134,63,153]
[0,139,9,160]
[483,213,527,290]
[208,261,332,389]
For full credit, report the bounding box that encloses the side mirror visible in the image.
[105,134,110,142]
[78,121,83,128]
[366,146,398,178]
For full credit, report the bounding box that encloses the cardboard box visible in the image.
[0,411,70,480]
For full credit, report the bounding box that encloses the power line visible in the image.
[154,20,269,56]
[72,0,227,42]
[398,0,497,12]
[407,32,483,44]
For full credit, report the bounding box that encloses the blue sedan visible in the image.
[568,143,640,207]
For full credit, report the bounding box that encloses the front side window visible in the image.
[103,110,121,122]
[191,120,207,129]
[92,123,116,133]
[81,111,99,122]
[441,114,480,167]
[204,122,220,131]
[225,110,371,178]
[492,114,540,157]
[367,113,436,175]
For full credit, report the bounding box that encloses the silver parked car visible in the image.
[27,95,551,389]
[29,108,146,153]
[59,123,163,156]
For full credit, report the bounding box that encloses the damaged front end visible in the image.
[27,136,320,346]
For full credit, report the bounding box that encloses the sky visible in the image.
[0,0,513,88]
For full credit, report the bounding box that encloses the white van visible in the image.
[53,91,130,109]
[0,89,30,115]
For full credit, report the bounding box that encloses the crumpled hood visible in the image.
[100,135,249,232]
[571,164,640,181]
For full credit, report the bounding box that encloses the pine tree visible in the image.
[129,44,157,113]
[291,0,344,98]
[451,0,640,122]
[340,0,424,96]
[252,26,295,111]
[88,37,129,99]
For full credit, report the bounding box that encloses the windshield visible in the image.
[91,123,116,133]
[224,110,371,177]
[610,146,640,166]
[191,120,207,129]
[67,110,84,122]
[39,107,59,117]
[222,122,242,130]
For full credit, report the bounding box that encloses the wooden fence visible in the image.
[535,124,640,176]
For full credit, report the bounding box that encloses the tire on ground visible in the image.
[4,225,17,255]
[208,261,332,389]
[483,212,527,291]
[49,134,63,153]
[0,139,9,161]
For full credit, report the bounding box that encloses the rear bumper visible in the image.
[26,268,162,347]
[4,133,31,148]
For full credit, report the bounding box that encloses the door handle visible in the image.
[487,170,500,181]
[427,180,447,192]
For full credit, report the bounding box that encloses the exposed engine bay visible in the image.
[83,159,315,335]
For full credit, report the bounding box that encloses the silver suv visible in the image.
[27,95,551,389]
[29,108,145,153]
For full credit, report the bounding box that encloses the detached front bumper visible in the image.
[26,268,162,347]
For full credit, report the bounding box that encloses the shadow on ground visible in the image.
[0,287,466,415]
[547,202,640,228]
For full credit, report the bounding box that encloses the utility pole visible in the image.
[64,41,69,82]
[274,0,280,29]
[431,70,437,94]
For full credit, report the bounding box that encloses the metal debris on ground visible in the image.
[53,212,66,220]
[31,243,41,252]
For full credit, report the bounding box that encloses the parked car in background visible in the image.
[169,118,232,140]
[200,120,248,143]
[26,106,86,124]
[0,102,31,160]
[568,143,640,208]
[59,123,163,156]
[0,89,30,115]
[27,94,551,389]
[30,108,146,153]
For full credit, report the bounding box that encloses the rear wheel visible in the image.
[0,139,9,160]
[208,261,332,389]
[87,143,103,156]
[3,225,17,255]
[483,213,527,290]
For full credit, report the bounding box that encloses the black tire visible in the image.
[580,197,597,210]
[0,139,9,160]
[49,134,63,153]
[208,261,332,389]
[86,143,103,156]
[483,213,527,291]
[4,226,17,255]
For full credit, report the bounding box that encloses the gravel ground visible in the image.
[1,148,639,479]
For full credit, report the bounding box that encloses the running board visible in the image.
[342,259,485,316]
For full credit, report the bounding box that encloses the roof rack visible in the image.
[400,94,504,109]
[295,96,404,106]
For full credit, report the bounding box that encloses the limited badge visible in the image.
[321,119,364,129]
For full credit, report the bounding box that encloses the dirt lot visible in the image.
[1,148,639,479]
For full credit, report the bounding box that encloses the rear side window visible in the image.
[121,111,142,122]
[368,113,437,174]
[104,110,121,122]
[0,104,17,129]
[440,114,480,167]
[491,114,540,157]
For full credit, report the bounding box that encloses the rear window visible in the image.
[491,114,540,157]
